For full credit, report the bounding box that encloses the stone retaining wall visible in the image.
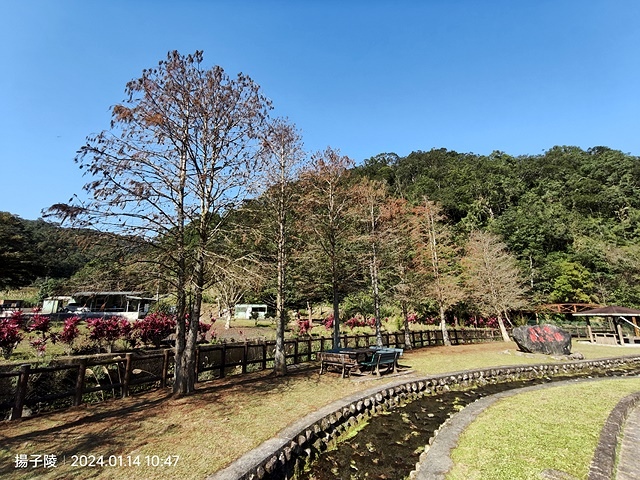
[207,355,640,480]
[588,391,640,480]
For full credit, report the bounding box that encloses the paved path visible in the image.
[616,403,640,480]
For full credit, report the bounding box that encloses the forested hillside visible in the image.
[2,145,639,315]
[357,145,640,307]
[0,213,144,299]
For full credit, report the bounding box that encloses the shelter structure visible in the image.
[572,306,640,345]
[70,291,156,320]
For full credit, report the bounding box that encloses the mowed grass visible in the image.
[0,341,638,480]
[447,378,640,480]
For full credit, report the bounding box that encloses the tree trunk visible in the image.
[274,167,288,376]
[274,220,287,375]
[496,311,511,342]
[173,291,188,395]
[439,304,451,346]
[401,301,412,350]
[332,287,341,350]
[173,133,190,396]
[370,246,382,348]
[174,234,206,396]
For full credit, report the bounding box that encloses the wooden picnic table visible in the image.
[317,348,373,378]
[318,347,404,377]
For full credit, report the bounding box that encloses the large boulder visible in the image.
[512,324,572,355]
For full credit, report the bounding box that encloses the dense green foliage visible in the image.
[2,144,639,313]
[357,145,640,307]
[0,213,133,295]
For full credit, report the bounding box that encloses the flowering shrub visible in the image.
[197,320,212,335]
[194,320,212,342]
[323,314,334,330]
[29,337,47,357]
[86,316,129,352]
[295,318,312,335]
[25,309,57,356]
[9,310,25,326]
[133,312,176,348]
[59,316,82,351]
[406,312,420,324]
[345,316,365,330]
[27,310,51,337]
[0,314,24,359]
[119,317,135,348]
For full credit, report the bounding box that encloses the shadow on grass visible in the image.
[0,362,340,478]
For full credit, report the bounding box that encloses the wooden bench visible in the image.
[594,333,619,345]
[359,350,398,376]
[318,352,359,378]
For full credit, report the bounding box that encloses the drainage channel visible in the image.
[297,365,640,480]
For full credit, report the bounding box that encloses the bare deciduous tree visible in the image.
[207,254,263,330]
[462,230,528,342]
[411,199,464,346]
[380,197,419,349]
[260,118,306,375]
[352,178,399,347]
[48,51,271,395]
[298,147,355,349]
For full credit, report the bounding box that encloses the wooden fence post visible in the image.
[74,359,87,407]
[11,364,30,420]
[220,344,227,378]
[242,342,248,374]
[161,349,170,388]
[122,353,132,398]
[261,342,267,370]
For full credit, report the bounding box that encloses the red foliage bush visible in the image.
[59,316,82,345]
[0,314,24,359]
[27,311,51,336]
[86,316,129,351]
[295,318,312,335]
[323,314,334,330]
[133,312,176,348]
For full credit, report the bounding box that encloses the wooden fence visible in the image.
[1,328,503,420]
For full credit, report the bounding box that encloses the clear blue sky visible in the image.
[2,1,640,220]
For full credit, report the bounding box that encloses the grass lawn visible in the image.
[447,378,640,480]
[0,341,638,479]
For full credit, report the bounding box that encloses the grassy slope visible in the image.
[0,341,637,479]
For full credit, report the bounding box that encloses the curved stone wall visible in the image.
[207,355,640,480]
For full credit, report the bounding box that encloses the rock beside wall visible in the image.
[512,325,572,355]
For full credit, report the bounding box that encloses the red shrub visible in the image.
[29,337,47,357]
[0,316,23,359]
[59,316,82,345]
[133,312,176,348]
[345,316,365,330]
[27,312,51,336]
[86,316,129,351]
[406,312,419,324]
[323,314,334,330]
[296,318,312,335]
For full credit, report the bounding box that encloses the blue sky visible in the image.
[2,1,640,220]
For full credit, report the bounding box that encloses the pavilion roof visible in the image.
[572,305,640,317]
